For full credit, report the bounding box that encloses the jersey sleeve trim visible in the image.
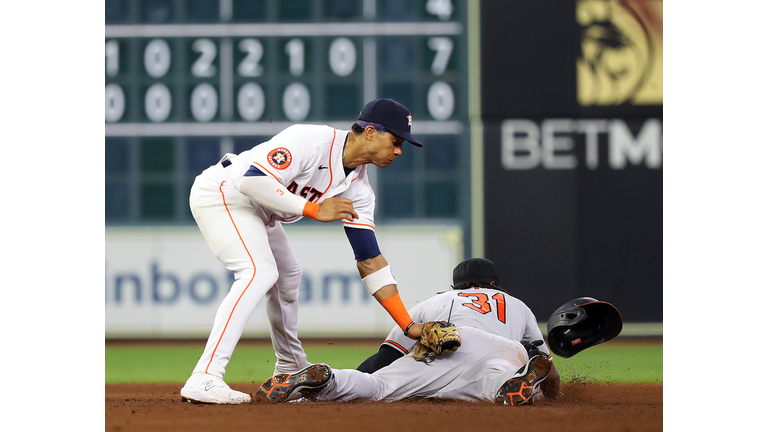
[244,165,267,177]
[252,162,281,182]
[383,340,410,355]
[342,221,375,231]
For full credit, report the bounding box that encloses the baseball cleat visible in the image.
[180,372,252,404]
[253,363,332,404]
[495,354,552,406]
[274,361,313,377]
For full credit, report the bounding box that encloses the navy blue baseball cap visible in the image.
[357,98,423,147]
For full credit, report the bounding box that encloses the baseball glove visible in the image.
[412,321,461,363]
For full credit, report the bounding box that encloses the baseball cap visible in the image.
[357,98,423,147]
[452,258,499,287]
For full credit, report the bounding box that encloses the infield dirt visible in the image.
[106,381,662,432]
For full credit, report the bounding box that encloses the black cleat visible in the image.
[495,355,552,406]
[253,364,332,404]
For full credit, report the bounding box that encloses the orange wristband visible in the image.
[379,293,413,332]
[302,201,319,219]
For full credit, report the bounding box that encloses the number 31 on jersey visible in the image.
[458,292,507,323]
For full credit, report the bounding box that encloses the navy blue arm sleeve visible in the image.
[344,227,381,261]
[356,345,404,373]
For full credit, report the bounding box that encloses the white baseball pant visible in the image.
[315,326,529,403]
[188,164,310,378]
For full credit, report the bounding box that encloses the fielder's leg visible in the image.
[264,223,310,374]
[187,176,279,378]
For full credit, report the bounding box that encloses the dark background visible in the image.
[480,1,662,322]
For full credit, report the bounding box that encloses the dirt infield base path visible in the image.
[106,382,662,432]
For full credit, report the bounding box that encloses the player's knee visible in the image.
[261,266,281,288]
[277,266,302,303]
[235,263,280,287]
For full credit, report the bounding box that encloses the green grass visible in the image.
[104,342,383,384]
[105,339,662,384]
[552,340,663,383]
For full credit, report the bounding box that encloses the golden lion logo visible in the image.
[577,0,663,106]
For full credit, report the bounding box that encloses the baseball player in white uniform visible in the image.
[255,258,561,406]
[180,99,427,404]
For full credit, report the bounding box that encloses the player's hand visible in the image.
[406,323,424,340]
[315,197,359,222]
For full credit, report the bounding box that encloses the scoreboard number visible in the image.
[426,0,454,21]
[191,39,217,78]
[145,83,172,122]
[144,39,171,78]
[285,38,305,77]
[328,37,357,77]
[428,37,453,75]
[237,83,266,121]
[105,40,119,78]
[283,82,311,121]
[190,83,218,122]
[427,81,455,121]
[237,39,265,77]
[105,83,125,123]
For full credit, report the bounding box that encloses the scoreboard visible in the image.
[105,0,467,134]
[105,0,470,232]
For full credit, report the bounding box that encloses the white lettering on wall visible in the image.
[609,119,662,169]
[501,118,662,170]
[501,119,540,169]
[542,119,578,169]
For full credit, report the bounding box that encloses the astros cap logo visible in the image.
[268,147,292,170]
[407,114,412,128]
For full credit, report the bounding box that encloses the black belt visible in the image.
[221,159,232,168]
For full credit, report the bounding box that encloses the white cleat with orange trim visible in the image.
[180,373,252,404]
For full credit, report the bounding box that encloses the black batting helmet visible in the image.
[546,297,623,358]
[451,258,512,295]
[452,258,497,286]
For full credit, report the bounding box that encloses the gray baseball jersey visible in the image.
[313,288,551,403]
[382,288,550,358]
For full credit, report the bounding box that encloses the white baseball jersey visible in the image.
[226,124,376,231]
[382,288,550,358]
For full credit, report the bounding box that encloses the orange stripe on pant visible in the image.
[205,181,257,374]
